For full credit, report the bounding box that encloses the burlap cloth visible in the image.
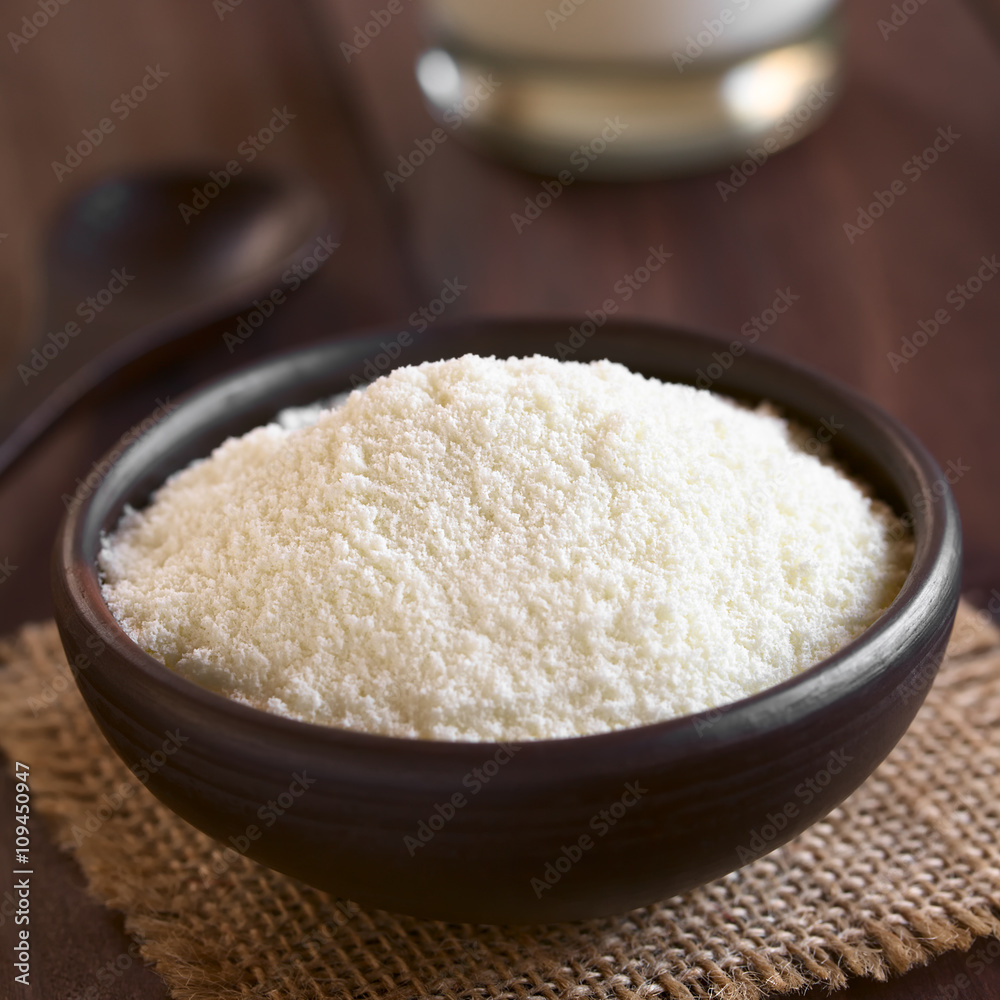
[2,602,1000,1000]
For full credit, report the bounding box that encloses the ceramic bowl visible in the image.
[52,319,962,922]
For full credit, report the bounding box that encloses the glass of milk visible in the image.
[415,0,843,177]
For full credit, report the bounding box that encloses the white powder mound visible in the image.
[99,355,912,741]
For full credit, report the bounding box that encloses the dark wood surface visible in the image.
[0,0,998,996]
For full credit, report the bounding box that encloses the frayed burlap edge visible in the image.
[1,601,999,1000]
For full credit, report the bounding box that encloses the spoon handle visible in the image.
[0,310,175,479]
[0,170,333,482]
[0,288,264,480]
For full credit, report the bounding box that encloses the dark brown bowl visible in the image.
[52,319,961,923]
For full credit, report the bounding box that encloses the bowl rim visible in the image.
[54,316,962,776]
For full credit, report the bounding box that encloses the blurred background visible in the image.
[0,3,999,996]
[0,0,997,630]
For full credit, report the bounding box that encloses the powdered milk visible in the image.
[99,355,911,741]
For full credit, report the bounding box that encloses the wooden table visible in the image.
[0,0,998,995]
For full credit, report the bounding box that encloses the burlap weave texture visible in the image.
[1,601,999,999]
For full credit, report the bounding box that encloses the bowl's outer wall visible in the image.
[53,320,962,922]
